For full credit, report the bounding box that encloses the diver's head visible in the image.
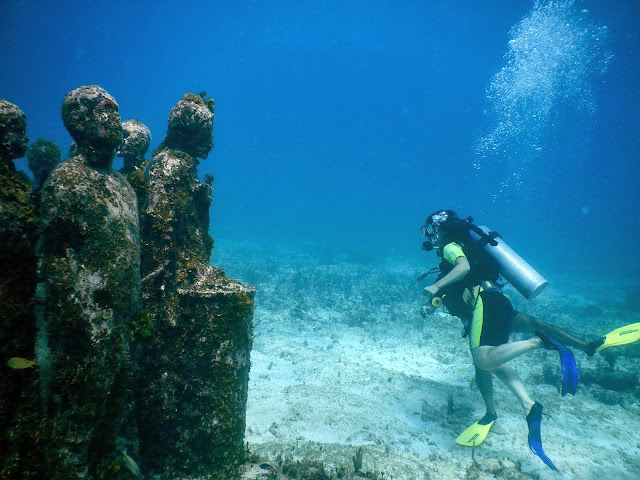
[421,210,458,251]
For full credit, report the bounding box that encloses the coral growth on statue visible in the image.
[1,87,254,480]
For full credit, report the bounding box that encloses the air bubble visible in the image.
[474,0,610,186]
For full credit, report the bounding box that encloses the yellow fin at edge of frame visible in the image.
[596,323,640,353]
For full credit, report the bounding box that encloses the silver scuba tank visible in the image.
[470,225,547,300]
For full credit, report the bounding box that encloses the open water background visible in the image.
[1,0,639,279]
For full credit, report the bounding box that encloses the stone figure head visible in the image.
[0,99,29,165]
[27,138,61,189]
[61,85,122,169]
[162,93,214,159]
[117,119,151,171]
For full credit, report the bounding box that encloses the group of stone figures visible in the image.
[0,86,255,480]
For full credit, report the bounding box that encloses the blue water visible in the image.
[2,0,639,276]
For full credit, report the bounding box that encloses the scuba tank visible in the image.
[469,225,547,300]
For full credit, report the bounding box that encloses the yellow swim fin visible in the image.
[456,415,496,447]
[596,322,640,353]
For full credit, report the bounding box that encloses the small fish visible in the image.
[7,357,39,369]
[120,449,141,477]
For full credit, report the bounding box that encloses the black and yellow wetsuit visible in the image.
[437,242,474,323]
[439,242,516,348]
[469,286,517,348]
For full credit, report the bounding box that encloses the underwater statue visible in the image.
[0,99,43,480]
[136,92,254,479]
[141,92,215,295]
[117,119,152,219]
[0,99,35,345]
[0,99,29,165]
[117,119,151,175]
[26,138,61,193]
[39,85,141,479]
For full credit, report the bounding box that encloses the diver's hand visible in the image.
[423,284,439,300]
[420,304,435,318]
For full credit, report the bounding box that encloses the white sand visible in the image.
[216,241,640,479]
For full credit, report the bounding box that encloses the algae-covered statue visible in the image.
[142,92,215,294]
[26,138,61,193]
[0,99,29,166]
[0,99,35,324]
[137,92,254,479]
[0,99,42,480]
[117,119,152,217]
[39,85,141,479]
[2,88,254,480]
[117,119,151,175]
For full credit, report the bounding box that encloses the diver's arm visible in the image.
[423,256,470,298]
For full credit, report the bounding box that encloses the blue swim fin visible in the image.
[536,331,579,396]
[559,342,578,396]
[526,402,558,471]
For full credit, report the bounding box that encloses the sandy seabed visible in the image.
[215,241,640,480]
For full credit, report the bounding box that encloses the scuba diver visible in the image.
[418,209,640,471]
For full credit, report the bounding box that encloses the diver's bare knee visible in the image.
[472,348,492,371]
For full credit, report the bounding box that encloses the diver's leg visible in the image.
[472,338,542,371]
[512,312,590,352]
[475,366,497,419]
[491,364,535,414]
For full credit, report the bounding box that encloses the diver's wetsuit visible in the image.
[438,242,517,348]
[437,242,474,327]
[470,289,517,348]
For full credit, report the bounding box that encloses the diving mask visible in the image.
[421,211,449,237]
